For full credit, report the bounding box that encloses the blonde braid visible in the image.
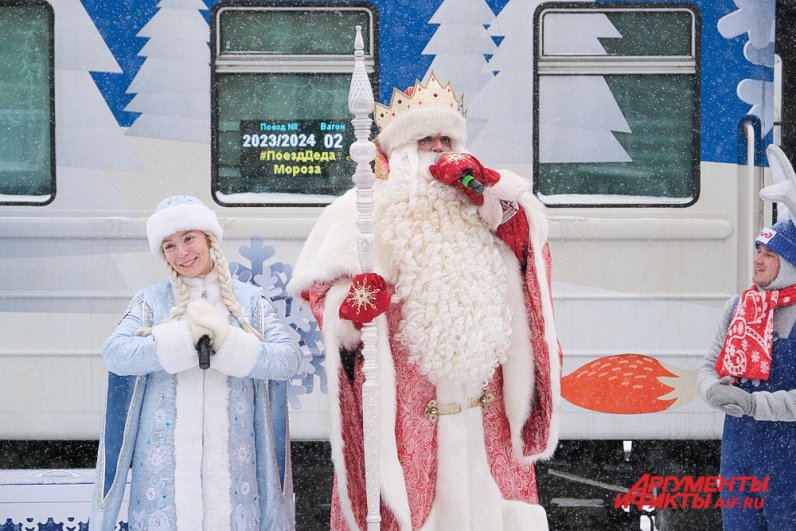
[209,235,265,341]
[133,262,190,336]
[167,264,191,322]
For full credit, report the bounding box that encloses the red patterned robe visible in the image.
[288,173,560,530]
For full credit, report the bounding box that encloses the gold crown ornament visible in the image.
[374,73,466,131]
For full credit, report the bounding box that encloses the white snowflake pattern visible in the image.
[147,447,168,472]
[236,504,250,530]
[235,442,253,463]
[717,0,776,136]
[232,238,326,411]
[132,509,145,531]
[148,510,170,531]
[737,78,774,136]
[718,0,775,50]
[439,152,472,165]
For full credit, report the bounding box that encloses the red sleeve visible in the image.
[495,207,530,272]
[302,282,333,330]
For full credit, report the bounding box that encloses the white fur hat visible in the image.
[377,107,467,156]
[146,195,223,257]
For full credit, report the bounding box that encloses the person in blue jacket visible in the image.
[90,195,302,530]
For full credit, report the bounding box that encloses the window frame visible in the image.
[210,1,378,207]
[532,2,701,208]
[0,0,55,207]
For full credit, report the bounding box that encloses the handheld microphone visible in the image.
[197,334,215,370]
[459,172,485,195]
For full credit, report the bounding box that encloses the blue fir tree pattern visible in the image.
[229,237,326,409]
[37,518,63,530]
[0,518,21,531]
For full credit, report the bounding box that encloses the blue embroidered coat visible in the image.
[89,280,301,530]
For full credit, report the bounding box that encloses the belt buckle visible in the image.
[424,400,440,424]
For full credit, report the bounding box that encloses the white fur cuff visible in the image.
[478,170,530,230]
[210,326,260,378]
[324,282,363,350]
[152,321,200,374]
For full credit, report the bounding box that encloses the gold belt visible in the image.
[424,389,496,424]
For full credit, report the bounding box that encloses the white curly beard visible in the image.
[374,146,512,386]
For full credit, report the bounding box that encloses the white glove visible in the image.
[187,299,230,350]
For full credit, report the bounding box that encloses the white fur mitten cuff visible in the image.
[324,281,363,350]
[210,326,260,378]
[152,320,199,374]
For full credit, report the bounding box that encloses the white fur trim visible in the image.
[151,321,199,374]
[320,290,356,529]
[324,282,363,350]
[517,195,561,462]
[287,190,362,297]
[420,382,503,529]
[478,169,530,230]
[503,501,548,530]
[203,368,232,528]
[183,271,222,304]
[377,108,467,157]
[210,326,260,378]
[146,201,223,257]
[478,193,504,230]
[174,368,205,529]
[491,169,531,202]
[519,192,550,243]
[498,244,537,464]
[321,287,411,530]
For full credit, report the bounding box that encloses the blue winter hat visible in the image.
[755,218,796,268]
[146,195,223,257]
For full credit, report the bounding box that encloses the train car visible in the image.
[1,0,794,528]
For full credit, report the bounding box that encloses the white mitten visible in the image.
[187,299,230,350]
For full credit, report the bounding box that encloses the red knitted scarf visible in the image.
[716,284,796,380]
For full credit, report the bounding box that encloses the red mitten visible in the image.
[428,153,500,205]
[339,273,391,325]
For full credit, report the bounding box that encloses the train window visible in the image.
[0,0,54,206]
[211,5,376,206]
[534,4,700,207]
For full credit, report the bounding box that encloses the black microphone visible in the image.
[459,172,485,195]
[197,334,215,370]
